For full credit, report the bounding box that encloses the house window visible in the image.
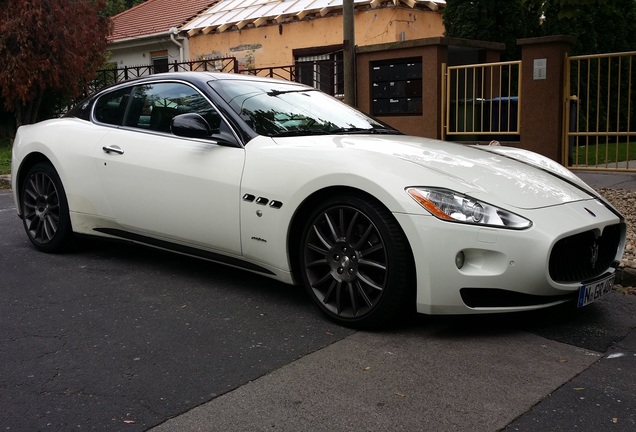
[294,46,344,98]
[150,50,169,73]
[371,58,422,116]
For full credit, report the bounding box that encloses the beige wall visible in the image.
[188,8,444,68]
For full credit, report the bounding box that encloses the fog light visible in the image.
[455,251,465,269]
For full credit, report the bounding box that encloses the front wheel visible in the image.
[20,162,73,252]
[299,194,414,329]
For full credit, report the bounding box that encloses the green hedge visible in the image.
[0,138,11,175]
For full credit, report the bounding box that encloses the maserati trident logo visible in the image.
[590,239,600,268]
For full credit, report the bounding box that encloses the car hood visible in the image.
[272,134,596,210]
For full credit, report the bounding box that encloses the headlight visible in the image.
[406,187,531,229]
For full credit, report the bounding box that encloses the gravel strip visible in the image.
[597,188,636,292]
[598,188,636,268]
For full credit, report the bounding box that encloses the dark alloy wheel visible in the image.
[20,162,72,252]
[300,194,413,329]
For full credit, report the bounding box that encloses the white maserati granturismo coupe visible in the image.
[11,72,626,328]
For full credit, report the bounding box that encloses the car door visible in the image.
[94,81,245,256]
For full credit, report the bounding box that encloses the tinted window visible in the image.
[124,83,221,134]
[210,79,395,137]
[65,96,93,121]
[94,88,131,126]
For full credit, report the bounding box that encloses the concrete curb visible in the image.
[0,174,10,188]
[619,267,636,287]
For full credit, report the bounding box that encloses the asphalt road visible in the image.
[1,189,635,431]
[0,190,354,430]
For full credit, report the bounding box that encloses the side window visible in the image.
[93,88,131,126]
[123,83,221,134]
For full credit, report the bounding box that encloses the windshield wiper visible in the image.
[369,128,402,135]
[271,127,402,137]
[271,129,331,137]
[331,127,401,135]
[267,89,317,97]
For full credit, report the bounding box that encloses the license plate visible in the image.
[577,274,615,307]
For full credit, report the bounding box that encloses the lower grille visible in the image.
[460,288,574,308]
[549,224,622,283]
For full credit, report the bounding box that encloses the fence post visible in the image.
[568,95,578,165]
[517,35,574,162]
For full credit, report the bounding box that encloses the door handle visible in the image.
[102,145,124,155]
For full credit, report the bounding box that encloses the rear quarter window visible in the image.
[65,97,93,121]
[93,88,131,126]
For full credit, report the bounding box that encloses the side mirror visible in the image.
[171,113,240,147]
[171,113,212,138]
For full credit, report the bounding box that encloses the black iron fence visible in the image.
[90,57,239,94]
[240,65,297,81]
[89,58,343,96]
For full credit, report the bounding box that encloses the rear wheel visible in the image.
[299,194,413,329]
[20,162,73,252]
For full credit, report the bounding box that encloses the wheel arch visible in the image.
[14,152,54,216]
[287,185,416,287]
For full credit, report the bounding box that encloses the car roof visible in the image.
[99,71,308,94]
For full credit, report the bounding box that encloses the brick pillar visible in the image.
[517,35,575,162]
[421,44,447,139]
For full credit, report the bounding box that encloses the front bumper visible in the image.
[395,198,625,315]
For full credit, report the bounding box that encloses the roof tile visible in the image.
[110,0,218,41]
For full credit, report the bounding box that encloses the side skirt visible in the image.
[93,227,275,276]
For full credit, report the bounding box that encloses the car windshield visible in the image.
[209,79,399,137]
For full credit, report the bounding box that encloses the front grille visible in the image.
[549,224,622,283]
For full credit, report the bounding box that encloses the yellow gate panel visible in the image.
[442,61,521,142]
[564,51,636,172]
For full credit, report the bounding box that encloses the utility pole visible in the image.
[343,0,355,106]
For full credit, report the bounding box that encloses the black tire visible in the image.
[20,162,73,252]
[299,194,414,329]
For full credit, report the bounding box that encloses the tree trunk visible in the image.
[14,105,23,130]
[14,92,43,129]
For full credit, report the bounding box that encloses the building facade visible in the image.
[182,0,446,70]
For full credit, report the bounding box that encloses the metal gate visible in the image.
[441,61,521,142]
[564,51,636,172]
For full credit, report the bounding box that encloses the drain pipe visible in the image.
[169,27,185,63]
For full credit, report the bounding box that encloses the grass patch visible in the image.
[574,142,636,165]
[0,138,11,175]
